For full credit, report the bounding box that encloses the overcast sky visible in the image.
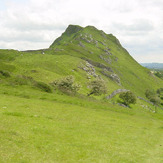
[0,0,163,63]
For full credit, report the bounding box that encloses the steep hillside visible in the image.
[0,25,162,98]
[24,25,163,96]
[0,24,163,162]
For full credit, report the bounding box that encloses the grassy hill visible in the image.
[0,25,163,162]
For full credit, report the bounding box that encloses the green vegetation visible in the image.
[0,24,163,162]
[157,88,163,95]
[51,75,80,94]
[157,88,163,106]
[155,71,163,79]
[150,96,160,105]
[0,70,11,78]
[145,89,161,106]
[88,79,107,96]
[0,89,163,162]
[145,89,156,100]
[34,81,53,93]
[119,91,137,106]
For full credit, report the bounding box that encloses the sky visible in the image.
[0,0,163,63]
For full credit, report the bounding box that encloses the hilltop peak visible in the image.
[85,25,98,30]
[50,24,121,49]
[49,24,84,48]
[65,25,83,36]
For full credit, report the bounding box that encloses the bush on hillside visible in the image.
[12,75,34,86]
[157,88,163,95]
[150,96,160,106]
[0,70,11,78]
[87,79,107,96]
[154,71,163,79]
[119,91,136,106]
[34,81,53,93]
[11,75,53,93]
[51,75,81,94]
[145,89,156,99]
[145,89,161,105]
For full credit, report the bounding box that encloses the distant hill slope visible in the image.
[141,63,163,70]
[48,25,163,96]
[0,24,162,98]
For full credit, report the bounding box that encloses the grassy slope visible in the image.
[0,90,163,162]
[0,25,162,96]
[0,25,163,162]
[49,25,163,96]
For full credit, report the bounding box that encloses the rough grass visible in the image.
[0,91,162,162]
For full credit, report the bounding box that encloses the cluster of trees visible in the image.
[37,74,163,108]
[145,88,162,106]
[1,69,161,109]
[154,71,163,79]
[157,88,163,96]
[51,75,107,96]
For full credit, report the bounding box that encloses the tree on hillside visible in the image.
[51,75,81,94]
[150,96,160,106]
[145,89,156,100]
[119,91,137,106]
[145,89,161,106]
[87,79,107,96]
[157,88,163,95]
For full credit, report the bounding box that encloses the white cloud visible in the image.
[0,0,163,62]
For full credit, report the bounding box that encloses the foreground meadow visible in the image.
[0,88,162,163]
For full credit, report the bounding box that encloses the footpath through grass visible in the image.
[0,92,163,162]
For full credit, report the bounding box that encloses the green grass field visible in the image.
[0,89,163,162]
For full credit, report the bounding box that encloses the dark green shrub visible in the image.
[12,75,34,85]
[35,81,53,93]
[145,89,156,99]
[145,89,161,105]
[150,96,160,105]
[157,88,163,95]
[119,91,136,106]
[87,79,107,96]
[0,70,11,78]
[154,71,163,79]
[51,75,80,94]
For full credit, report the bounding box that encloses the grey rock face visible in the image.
[82,58,113,72]
[55,48,64,52]
[99,41,106,46]
[99,55,111,64]
[79,41,85,48]
[79,61,98,78]
[117,103,128,108]
[137,96,154,105]
[103,49,112,56]
[101,71,121,84]
[110,73,121,84]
